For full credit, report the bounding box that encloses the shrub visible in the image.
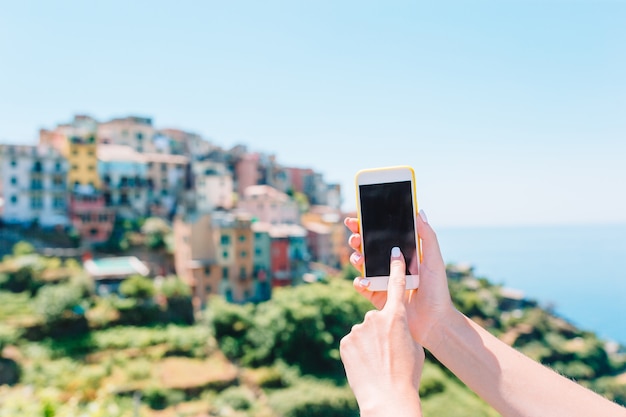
[216,386,254,411]
[142,386,185,410]
[12,241,35,256]
[268,378,357,417]
[34,283,84,325]
[120,275,155,300]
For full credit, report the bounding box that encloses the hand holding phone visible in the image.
[355,166,421,291]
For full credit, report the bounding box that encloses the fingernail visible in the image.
[351,252,362,263]
[419,209,428,224]
[391,246,402,259]
[358,278,371,288]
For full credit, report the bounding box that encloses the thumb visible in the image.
[385,246,406,311]
[417,210,445,269]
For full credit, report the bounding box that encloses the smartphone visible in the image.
[355,166,420,291]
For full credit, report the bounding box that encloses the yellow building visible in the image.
[67,135,100,190]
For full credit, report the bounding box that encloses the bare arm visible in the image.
[427,309,626,417]
[346,213,626,417]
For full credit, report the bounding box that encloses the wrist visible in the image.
[359,393,421,417]
[420,306,462,352]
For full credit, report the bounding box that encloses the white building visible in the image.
[98,144,149,218]
[97,116,157,154]
[0,144,69,228]
[192,159,234,212]
[143,152,189,215]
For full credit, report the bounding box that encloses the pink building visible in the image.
[304,221,333,266]
[235,153,260,196]
[237,185,299,225]
[69,192,115,243]
[284,167,314,194]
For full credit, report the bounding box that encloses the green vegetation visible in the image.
[0,241,625,416]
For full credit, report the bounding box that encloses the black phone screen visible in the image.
[359,180,418,276]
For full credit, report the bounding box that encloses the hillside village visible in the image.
[0,114,349,308]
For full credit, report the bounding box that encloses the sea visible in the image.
[437,223,626,345]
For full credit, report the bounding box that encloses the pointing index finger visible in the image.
[385,246,407,311]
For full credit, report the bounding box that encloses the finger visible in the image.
[348,233,362,250]
[350,252,364,267]
[385,246,407,311]
[344,217,360,234]
[417,210,445,269]
[352,278,387,310]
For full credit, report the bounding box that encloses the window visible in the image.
[204,266,211,275]
[255,248,262,256]
[10,195,17,204]
[88,165,95,171]
[222,267,229,280]
[90,228,98,236]
[240,267,246,280]
[239,235,246,242]
[10,176,17,185]
[136,132,143,140]
[240,251,247,258]
[10,159,17,167]
[53,196,65,209]
[205,285,212,294]
[220,234,230,245]
[55,162,62,172]
[223,250,228,259]
[31,196,43,209]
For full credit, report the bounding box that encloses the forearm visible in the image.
[360,397,422,417]
[425,310,626,417]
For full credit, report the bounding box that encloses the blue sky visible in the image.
[1,0,624,226]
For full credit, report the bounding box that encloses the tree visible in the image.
[120,275,155,300]
[141,217,172,250]
[34,283,84,325]
[12,241,35,256]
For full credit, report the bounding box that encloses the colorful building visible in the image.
[173,211,257,308]
[301,205,348,268]
[98,144,149,218]
[67,135,100,191]
[68,190,115,243]
[173,213,219,309]
[144,153,189,217]
[0,144,69,228]
[265,223,309,287]
[237,185,299,225]
[97,116,156,154]
[251,221,272,301]
[191,159,234,212]
[212,211,255,302]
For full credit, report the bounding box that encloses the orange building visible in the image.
[173,211,256,308]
